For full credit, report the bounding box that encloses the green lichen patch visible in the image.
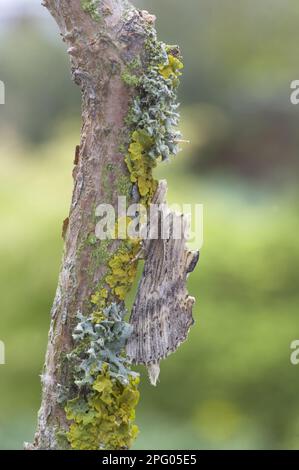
[81,0,101,21]
[117,174,132,198]
[121,58,142,88]
[55,429,71,450]
[121,71,140,88]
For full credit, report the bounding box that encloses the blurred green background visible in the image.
[1,0,299,450]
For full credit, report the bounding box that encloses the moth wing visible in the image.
[126,204,199,384]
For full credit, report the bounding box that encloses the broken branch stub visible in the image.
[126,181,199,385]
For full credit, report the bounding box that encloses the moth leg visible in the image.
[129,246,145,264]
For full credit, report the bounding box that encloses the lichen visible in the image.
[116,174,132,198]
[64,21,183,451]
[125,129,158,204]
[124,31,183,205]
[65,307,139,450]
[66,370,139,450]
[90,239,111,266]
[55,429,71,450]
[85,237,111,284]
[69,305,137,386]
[106,239,140,301]
[90,237,140,322]
[81,0,101,21]
[121,58,142,87]
[121,71,140,88]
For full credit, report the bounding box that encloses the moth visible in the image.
[126,181,199,385]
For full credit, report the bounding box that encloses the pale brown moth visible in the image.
[126,181,199,385]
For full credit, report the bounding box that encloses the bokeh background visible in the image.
[1,0,299,450]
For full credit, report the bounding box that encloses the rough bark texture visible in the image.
[29,0,154,450]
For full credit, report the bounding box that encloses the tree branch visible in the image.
[27,0,198,450]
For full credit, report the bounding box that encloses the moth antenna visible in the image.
[147,363,160,386]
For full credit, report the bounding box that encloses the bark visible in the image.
[28,0,155,450]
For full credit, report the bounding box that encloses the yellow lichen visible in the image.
[65,366,140,450]
[159,54,184,86]
[91,220,141,323]
[125,129,158,205]
[106,240,140,301]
